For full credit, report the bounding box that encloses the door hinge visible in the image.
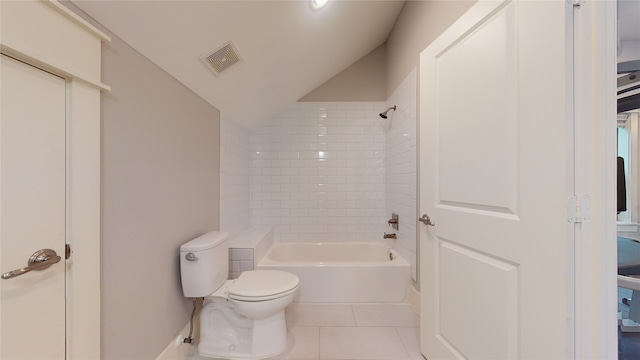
[568,0,582,7]
[65,244,71,260]
[568,195,591,223]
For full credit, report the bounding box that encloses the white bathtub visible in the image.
[257,242,411,303]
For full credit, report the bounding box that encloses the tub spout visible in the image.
[383,233,397,239]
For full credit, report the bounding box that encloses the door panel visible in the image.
[438,242,518,359]
[420,0,571,358]
[1,54,66,359]
[437,3,518,215]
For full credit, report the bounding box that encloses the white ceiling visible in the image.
[71,0,405,129]
[71,0,638,129]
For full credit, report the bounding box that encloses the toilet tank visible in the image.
[180,231,229,298]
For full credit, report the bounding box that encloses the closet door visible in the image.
[1,54,67,359]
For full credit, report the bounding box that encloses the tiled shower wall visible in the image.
[385,68,418,281]
[220,72,418,278]
[220,118,251,240]
[250,102,388,242]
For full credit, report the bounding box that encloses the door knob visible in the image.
[1,249,61,280]
[419,214,435,226]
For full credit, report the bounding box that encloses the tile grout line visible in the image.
[393,326,413,360]
[317,324,321,360]
[350,304,358,327]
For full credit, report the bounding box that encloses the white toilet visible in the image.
[180,231,299,359]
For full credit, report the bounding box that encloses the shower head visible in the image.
[379,106,397,119]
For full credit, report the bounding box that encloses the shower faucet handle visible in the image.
[388,213,399,230]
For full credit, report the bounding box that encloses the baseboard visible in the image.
[618,223,640,233]
[155,322,196,360]
[405,282,420,315]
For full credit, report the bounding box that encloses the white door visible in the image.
[1,54,67,359]
[419,0,573,358]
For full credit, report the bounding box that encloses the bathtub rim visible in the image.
[257,241,411,268]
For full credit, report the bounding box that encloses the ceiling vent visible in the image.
[200,41,241,76]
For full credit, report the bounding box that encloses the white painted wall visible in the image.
[300,45,387,102]
[386,0,476,97]
[101,31,220,360]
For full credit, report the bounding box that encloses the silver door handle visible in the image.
[419,214,435,226]
[1,249,61,280]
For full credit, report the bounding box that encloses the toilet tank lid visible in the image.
[180,231,228,252]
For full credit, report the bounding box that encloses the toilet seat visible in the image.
[228,270,299,302]
[228,286,298,302]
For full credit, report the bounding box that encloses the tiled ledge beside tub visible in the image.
[228,227,274,279]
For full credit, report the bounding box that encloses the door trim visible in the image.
[571,0,618,358]
[0,1,108,358]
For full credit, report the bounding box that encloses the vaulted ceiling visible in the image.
[70,0,640,128]
[71,0,406,129]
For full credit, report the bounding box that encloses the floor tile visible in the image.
[352,304,419,327]
[275,327,320,359]
[319,327,409,360]
[190,303,421,360]
[395,327,422,360]
[286,304,356,327]
[185,346,225,360]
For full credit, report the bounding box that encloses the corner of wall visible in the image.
[154,321,197,360]
[405,281,421,315]
[385,68,418,281]
[220,117,252,239]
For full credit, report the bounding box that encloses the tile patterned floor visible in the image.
[186,303,422,360]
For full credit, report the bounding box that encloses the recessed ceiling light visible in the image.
[310,0,329,11]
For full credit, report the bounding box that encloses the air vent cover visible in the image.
[200,41,241,76]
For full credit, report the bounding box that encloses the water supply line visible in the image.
[183,298,199,344]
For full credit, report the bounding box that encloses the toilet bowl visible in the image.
[180,232,299,359]
[223,269,299,319]
[199,270,299,359]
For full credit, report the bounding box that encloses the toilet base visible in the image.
[198,299,287,359]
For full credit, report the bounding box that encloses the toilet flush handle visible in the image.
[185,253,198,261]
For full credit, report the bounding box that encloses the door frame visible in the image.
[0,1,108,358]
[571,0,618,357]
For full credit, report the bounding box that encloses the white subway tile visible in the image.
[257,184,278,193]
[280,183,301,192]
[244,95,414,272]
[230,248,253,261]
[289,192,309,200]
[239,261,254,272]
[229,261,241,272]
